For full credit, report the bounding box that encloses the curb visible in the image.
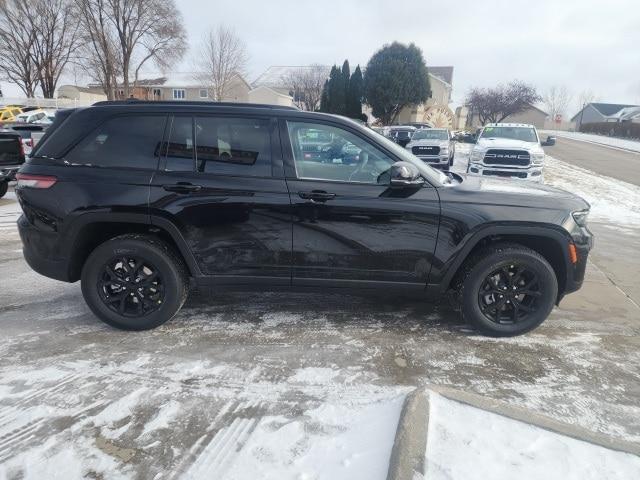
[387,386,640,479]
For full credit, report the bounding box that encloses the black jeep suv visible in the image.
[16,101,593,336]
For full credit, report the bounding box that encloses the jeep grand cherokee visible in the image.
[16,101,593,336]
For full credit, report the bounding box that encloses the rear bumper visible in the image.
[18,214,72,282]
[0,165,20,182]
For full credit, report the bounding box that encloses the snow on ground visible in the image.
[544,156,640,226]
[425,393,640,480]
[541,131,640,153]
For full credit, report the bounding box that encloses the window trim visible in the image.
[172,88,186,100]
[199,89,208,99]
[161,114,195,173]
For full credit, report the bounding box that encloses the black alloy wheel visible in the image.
[477,264,541,324]
[97,256,165,317]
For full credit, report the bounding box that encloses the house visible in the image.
[395,66,456,128]
[247,86,294,106]
[252,65,329,108]
[107,73,252,102]
[466,104,549,129]
[57,85,107,102]
[571,103,640,128]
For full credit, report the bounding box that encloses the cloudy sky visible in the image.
[3,0,639,115]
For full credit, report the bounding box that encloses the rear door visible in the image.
[149,114,292,284]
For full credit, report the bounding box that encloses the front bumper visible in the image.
[467,162,544,182]
[0,165,20,182]
[416,154,450,169]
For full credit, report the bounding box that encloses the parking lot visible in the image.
[1,142,640,478]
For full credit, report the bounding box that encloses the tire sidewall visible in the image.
[462,250,558,336]
[81,238,186,330]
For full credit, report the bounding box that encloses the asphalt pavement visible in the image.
[547,136,640,186]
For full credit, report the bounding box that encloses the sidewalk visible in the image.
[542,131,640,154]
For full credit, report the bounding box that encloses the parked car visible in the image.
[0,106,23,123]
[0,127,26,198]
[15,109,49,124]
[388,125,416,147]
[16,101,592,336]
[467,123,553,182]
[405,128,455,171]
[1,123,48,156]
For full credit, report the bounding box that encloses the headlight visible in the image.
[470,150,484,162]
[572,210,589,227]
[532,152,545,164]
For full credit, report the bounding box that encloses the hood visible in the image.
[440,173,590,213]
[475,137,539,150]
[408,139,448,147]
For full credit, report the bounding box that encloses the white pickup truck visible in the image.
[467,123,555,182]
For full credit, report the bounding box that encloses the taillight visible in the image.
[16,173,57,189]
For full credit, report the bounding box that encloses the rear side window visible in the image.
[65,115,166,169]
[195,116,271,176]
[165,116,194,172]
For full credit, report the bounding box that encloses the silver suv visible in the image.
[467,123,553,182]
[405,128,455,171]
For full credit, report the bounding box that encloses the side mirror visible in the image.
[389,161,424,188]
[541,135,556,147]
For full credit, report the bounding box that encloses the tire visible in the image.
[458,243,557,336]
[81,234,189,330]
[0,181,8,198]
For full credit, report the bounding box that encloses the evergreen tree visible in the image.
[341,60,350,116]
[327,65,345,115]
[319,78,330,112]
[347,65,364,120]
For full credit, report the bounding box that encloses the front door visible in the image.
[282,120,440,290]
[149,114,292,284]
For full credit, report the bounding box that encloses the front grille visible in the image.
[482,170,528,179]
[412,145,440,155]
[483,149,530,166]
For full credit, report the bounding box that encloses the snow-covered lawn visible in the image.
[541,131,640,153]
[426,393,640,480]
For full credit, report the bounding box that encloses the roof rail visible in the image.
[92,99,299,110]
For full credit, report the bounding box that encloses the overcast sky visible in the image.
[3,0,639,115]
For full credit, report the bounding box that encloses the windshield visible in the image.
[412,130,448,141]
[374,132,449,185]
[480,126,538,142]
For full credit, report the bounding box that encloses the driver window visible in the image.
[287,121,395,184]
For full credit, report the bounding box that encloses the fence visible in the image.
[580,122,640,140]
[0,97,98,109]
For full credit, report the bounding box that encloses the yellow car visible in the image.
[0,106,24,122]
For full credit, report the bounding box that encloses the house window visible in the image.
[199,89,208,99]
[173,89,185,100]
[152,88,161,99]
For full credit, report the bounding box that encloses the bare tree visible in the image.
[107,0,186,97]
[194,26,248,101]
[282,65,329,111]
[543,85,572,122]
[75,0,121,99]
[577,89,599,109]
[27,0,81,98]
[0,0,39,96]
[466,80,541,125]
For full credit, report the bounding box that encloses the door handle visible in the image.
[298,190,336,202]
[162,183,202,193]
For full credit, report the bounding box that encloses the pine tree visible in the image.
[319,79,330,112]
[327,65,345,115]
[341,60,350,116]
[347,65,364,120]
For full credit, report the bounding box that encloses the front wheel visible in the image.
[81,234,189,330]
[459,243,557,336]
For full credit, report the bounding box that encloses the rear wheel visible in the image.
[81,234,189,330]
[459,243,557,336]
[0,180,8,198]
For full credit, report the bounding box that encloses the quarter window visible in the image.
[173,89,185,100]
[287,121,395,184]
[65,115,166,169]
[194,116,271,177]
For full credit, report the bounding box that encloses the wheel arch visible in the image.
[63,212,200,282]
[438,224,573,301]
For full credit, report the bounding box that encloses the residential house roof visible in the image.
[252,65,332,89]
[571,102,639,121]
[428,66,454,85]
